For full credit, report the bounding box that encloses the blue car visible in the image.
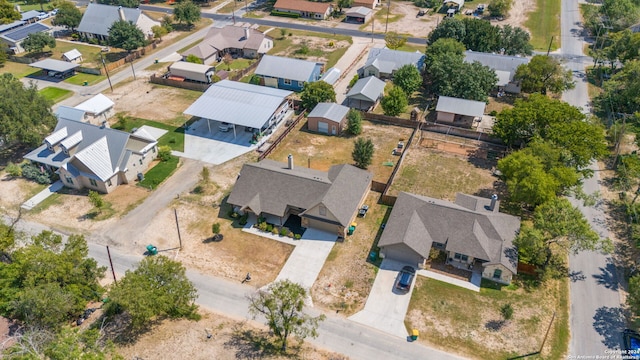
[395,266,416,294]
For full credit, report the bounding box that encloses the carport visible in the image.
[29,59,79,79]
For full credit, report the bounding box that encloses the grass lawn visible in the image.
[64,73,105,86]
[145,61,171,72]
[138,156,180,190]
[39,87,73,103]
[525,0,561,51]
[224,58,254,70]
[268,120,412,183]
[1,61,39,78]
[407,276,569,359]
[7,0,53,12]
[113,116,187,152]
[16,41,103,67]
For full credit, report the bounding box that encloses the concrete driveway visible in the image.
[349,259,414,338]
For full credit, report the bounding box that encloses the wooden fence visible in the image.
[422,122,504,145]
[371,180,386,193]
[379,194,397,206]
[258,109,306,161]
[517,262,539,276]
[102,42,158,73]
[363,112,422,129]
[381,121,421,197]
[227,60,260,81]
[149,74,210,91]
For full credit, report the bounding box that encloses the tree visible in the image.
[185,54,203,64]
[174,0,201,27]
[337,0,353,12]
[22,32,56,54]
[428,18,466,45]
[346,108,362,135]
[497,149,563,206]
[596,60,640,115]
[500,303,513,321]
[300,81,336,110]
[0,0,20,25]
[248,280,325,352]
[151,25,168,40]
[222,53,233,70]
[393,64,422,96]
[11,283,75,330]
[499,25,533,55]
[600,0,639,32]
[88,190,104,211]
[461,18,500,53]
[0,43,6,67]
[5,327,117,359]
[385,32,408,50]
[106,256,199,331]
[628,275,640,317]
[117,0,139,7]
[352,137,374,169]
[488,0,512,17]
[52,1,82,31]
[0,74,57,147]
[108,20,146,52]
[381,85,408,116]
[161,14,174,32]
[514,55,575,94]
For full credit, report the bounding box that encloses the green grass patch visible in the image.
[30,192,62,214]
[64,73,105,86]
[113,116,186,152]
[145,61,171,72]
[7,0,53,12]
[525,0,561,50]
[1,61,40,78]
[85,202,116,221]
[225,58,254,70]
[374,5,404,24]
[138,156,179,190]
[39,87,73,103]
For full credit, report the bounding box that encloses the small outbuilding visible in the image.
[319,67,341,85]
[345,6,372,23]
[74,93,115,124]
[29,59,79,79]
[62,49,83,63]
[307,102,350,135]
[435,96,485,128]
[169,61,217,83]
[345,76,386,110]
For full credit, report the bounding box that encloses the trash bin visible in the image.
[411,329,419,341]
[369,251,377,261]
[146,244,158,255]
[83,81,88,86]
[348,222,357,235]
[155,58,158,64]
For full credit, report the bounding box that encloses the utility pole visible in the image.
[100,53,113,92]
[385,0,390,33]
[106,246,117,285]
[371,16,374,43]
[232,0,236,24]
[174,208,183,249]
[129,59,136,80]
[546,36,554,56]
[539,311,556,353]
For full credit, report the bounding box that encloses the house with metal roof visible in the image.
[307,102,350,135]
[55,106,86,123]
[345,76,386,110]
[24,118,159,194]
[228,156,372,237]
[181,25,273,64]
[344,6,372,23]
[273,0,334,19]
[464,51,529,93]
[255,55,323,92]
[74,94,115,125]
[0,22,51,54]
[319,67,341,85]
[435,96,486,128]
[29,58,79,78]
[62,49,83,63]
[169,61,216,83]
[184,80,293,137]
[77,4,159,41]
[359,47,425,79]
[378,192,520,285]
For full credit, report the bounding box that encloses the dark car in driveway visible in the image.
[395,266,416,294]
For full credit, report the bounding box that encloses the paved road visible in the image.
[561,0,624,355]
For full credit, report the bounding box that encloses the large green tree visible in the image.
[106,256,198,331]
[108,20,146,52]
[385,31,408,50]
[600,0,639,32]
[300,81,336,110]
[4,327,117,359]
[393,64,422,96]
[514,55,575,94]
[596,60,640,115]
[22,32,56,54]
[248,280,325,353]
[352,137,375,169]
[346,108,362,135]
[174,0,201,27]
[499,24,533,56]
[488,0,512,17]
[52,1,82,30]
[337,0,353,12]
[0,0,20,25]
[0,73,57,147]
[381,85,408,116]
[0,43,6,67]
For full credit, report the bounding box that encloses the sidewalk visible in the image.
[417,269,480,292]
[21,180,63,210]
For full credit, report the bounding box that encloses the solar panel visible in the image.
[3,23,50,41]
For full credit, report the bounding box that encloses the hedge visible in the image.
[271,10,301,18]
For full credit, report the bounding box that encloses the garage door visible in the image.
[264,77,278,88]
[318,121,329,134]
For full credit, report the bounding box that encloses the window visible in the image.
[139,158,143,165]
[493,269,502,279]
[319,205,326,216]
[454,253,468,262]
[283,78,292,85]
[106,179,112,187]
[152,146,156,153]
[89,179,97,187]
[65,176,73,185]
[433,242,444,249]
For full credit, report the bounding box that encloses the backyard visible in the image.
[268,29,352,69]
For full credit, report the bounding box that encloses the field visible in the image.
[38,86,73,103]
[268,29,352,69]
[64,72,106,86]
[1,61,39,78]
[525,0,561,50]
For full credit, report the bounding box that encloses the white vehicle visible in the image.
[218,122,232,132]
[38,12,50,20]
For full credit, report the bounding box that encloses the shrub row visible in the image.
[270,10,301,18]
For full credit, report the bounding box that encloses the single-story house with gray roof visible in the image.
[307,102,350,135]
[255,55,323,92]
[77,3,159,41]
[359,47,425,79]
[345,76,386,110]
[0,22,52,54]
[464,51,529,93]
[228,157,372,237]
[24,118,158,194]
[181,25,273,64]
[435,96,486,128]
[378,192,520,285]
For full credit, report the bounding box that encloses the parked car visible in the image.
[395,266,416,294]
[358,205,369,218]
[624,329,640,359]
[244,126,255,133]
[38,12,50,20]
[219,122,232,132]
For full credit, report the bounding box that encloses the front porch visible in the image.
[422,251,483,291]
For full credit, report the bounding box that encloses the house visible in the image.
[435,96,486,128]
[0,22,52,54]
[377,192,521,285]
[74,94,115,125]
[307,102,350,135]
[464,51,529,93]
[273,0,334,20]
[319,67,341,85]
[55,106,86,123]
[24,118,159,194]
[184,80,293,136]
[62,49,83,63]
[181,25,273,64]
[255,55,323,92]
[21,10,42,24]
[77,4,159,41]
[352,0,379,9]
[0,21,26,34]
[344,6,372,23]
[227,157,372,237]
[29,59,79,78]
[359,47,425,79]
[345,76,386,110]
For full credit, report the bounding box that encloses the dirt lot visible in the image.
[490,0,535,30]
[272,35,351,65]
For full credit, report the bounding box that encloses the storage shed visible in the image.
[169,61,217,83]
[62,49,83,63]
[345,6,372,23]
[435,96,485,128]
[345,76,386,110]
[307,102,350,135]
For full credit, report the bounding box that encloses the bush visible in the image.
[348,74,359,88]
[21,163,51,184]
[258,222,268,231]
[500,303,514,320]
[88,38,99,45]
[258,216,266,223]
[211,222,221,235]
[239,213,249,226]
[266,224,273,232]
[157,145,172,162]
[272,226,280,235]
[294,234,302,240]
[287,231,294,238]
[71,33,79,40]
[489,110,498,116]
[5,162,22,177]
[280,227,289,236]
[271,10,300,18]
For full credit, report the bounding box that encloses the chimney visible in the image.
[489,194,498,212]
[288,154,294,170]
[244,27,250,40]
[118,6,126,21]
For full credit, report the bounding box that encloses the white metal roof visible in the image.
[436,96,485,118]
[346,6,372,17]
[62,49,82,61]
[255,55,322,82]
[183,80,293,129]
[74,94,115,115]
[73,136,117,181]
[169,61,215,74]
[55,106,86,122]
[30,59,80,72]
[308,102,349,123]
[346,76,386,102]
[319,67,341,85]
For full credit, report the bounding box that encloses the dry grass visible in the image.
[0,172,46,217]
[311,191,390,315]
[269,120,412,183]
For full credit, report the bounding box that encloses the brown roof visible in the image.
[274,0,332,13]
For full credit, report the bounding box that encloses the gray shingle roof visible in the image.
[184,80,292,129]
[1,22,50,42]
[30,59,79,72]
[308,102,349,123]
[228,159,372,227]
[77,4,142,37]
[182,25,271,59]
[464,51,529,82]
[255,55,322,82]
[364,47,425,73]
[378,192,520,273]
[436,96,486,117]
[346,76,386,102]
